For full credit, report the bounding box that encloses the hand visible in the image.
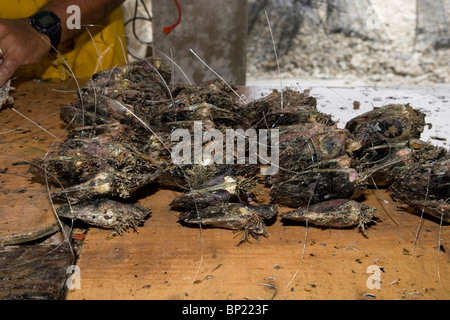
[0,18,51,86]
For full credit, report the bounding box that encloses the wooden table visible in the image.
[0,79,79,299]
[1,79,449,300]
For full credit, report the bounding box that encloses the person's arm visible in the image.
[41,0,126,44]
[0,0,125,86]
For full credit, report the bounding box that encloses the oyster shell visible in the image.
[270,168,365,207]
[281,199,377,233]
[390,155,450,222]
[57,199,150,234]
[179,203,278,244]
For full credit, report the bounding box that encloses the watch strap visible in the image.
[29,10,62,50]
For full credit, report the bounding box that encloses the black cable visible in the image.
[123,0,153,46]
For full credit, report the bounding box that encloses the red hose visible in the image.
[163,0,182,35]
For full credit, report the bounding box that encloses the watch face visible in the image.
[38,13,56,28]
[30,10,62,49]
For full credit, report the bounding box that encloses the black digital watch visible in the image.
[29,10,62,50]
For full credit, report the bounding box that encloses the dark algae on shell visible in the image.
[346,104,449,224]
[170,174,259,210]
[270,168,365,207]
[179,203,278,245]
[57,199,150,235]
[345,103,427,151]
[390,155,450,222]
[239,88,333,128]
[281,199,377,235]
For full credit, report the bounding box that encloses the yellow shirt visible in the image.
[0,0,127,80]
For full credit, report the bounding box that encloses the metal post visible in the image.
[152,0,248,85]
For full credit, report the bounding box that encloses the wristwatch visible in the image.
[29,10,62,50]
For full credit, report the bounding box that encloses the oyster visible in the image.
[179,203,278,244]
[57,199,150,235]
[270,167,365,207]
[30,138,161,191]
[281,199,377,234]
[60,57,173,135]
[157,163,260,190]
[171,78,243,113]
[390,155,450,222]
[170,174,258,210]
[83,56,172,105]
[51,170,160,204]
[269,122,361,184]
[345,103,427,152]
[356,142,414,187]
[155,102,251,131]
[239,88,334,128]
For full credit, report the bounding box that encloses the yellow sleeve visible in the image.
[0,0,50,19]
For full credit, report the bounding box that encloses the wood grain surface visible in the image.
[65,186,450,300]
[0,79,81,245]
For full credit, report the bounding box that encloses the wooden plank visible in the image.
[0,243,74,300]
[0,79,80,245]
[0,80,79,300]
[66,188,450,300]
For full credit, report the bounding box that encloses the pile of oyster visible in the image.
[30,58,449,242]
